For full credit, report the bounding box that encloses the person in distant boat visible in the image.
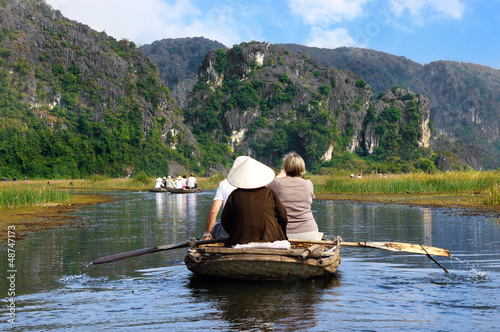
[202,156,249,241]
[187,173,197,189]
[174,176,184,189]
[161,177,167,188]
[181,175,188,188]
[154,177,163,189]
[221,157,288,247]
[165,176,174,189]
[267,152,323,241]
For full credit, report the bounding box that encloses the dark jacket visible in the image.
[221,187,288,247]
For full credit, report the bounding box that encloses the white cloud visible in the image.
[287,0,370,25]
[306,27,357,48]
[44,0,240,46]
[389,0,465,24]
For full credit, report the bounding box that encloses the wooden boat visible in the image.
[147,188,169,192]
[167,187,205,194]
[184,237,341,280]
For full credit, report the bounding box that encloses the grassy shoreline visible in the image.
[1,171,499,242]
[0,194,117,242]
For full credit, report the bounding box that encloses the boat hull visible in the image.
[168,188,205,194]
[147,188,168,192]
[184,242,341,280]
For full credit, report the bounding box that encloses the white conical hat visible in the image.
[231,156,250,170]
[227,157,275,189]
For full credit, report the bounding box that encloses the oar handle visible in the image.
[91,238,228,265]
[92,245,175,265]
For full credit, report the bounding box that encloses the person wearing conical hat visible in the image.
[221,157,288,247]
[202,156,250,241]
[174,176,184,189]
[154,177,163,189]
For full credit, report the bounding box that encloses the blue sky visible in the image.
[46,0,500,69]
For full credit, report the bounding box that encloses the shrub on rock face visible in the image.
[133,171,150,185]
[414,158,437,173]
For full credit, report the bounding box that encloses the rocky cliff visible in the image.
[0,0,199,178]
[184,42,431,170]
[280,44,500,170]
[141,37,498,170]
[140,37,226,107]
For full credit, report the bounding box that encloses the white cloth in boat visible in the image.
[288,230,324,241]
[234,240,291,250]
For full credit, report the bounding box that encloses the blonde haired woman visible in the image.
[268,152,323,241]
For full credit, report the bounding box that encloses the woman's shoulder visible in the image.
[267,177,281,189]
[290,176,312,184]
[293,177,314,191]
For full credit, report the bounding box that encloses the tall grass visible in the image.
[41,177,155,190]
[2,171,499,208]
[322,171,500,195]
[198,174,226,189]
[484,183,500,206]
[0,186,71,209]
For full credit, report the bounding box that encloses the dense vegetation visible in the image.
[0,4,196,179]
[0,184,70,209]
[322,171,500,195]
[0,35,180,178]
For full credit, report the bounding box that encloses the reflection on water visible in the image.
[189,276,340,331]
[422,207,433,246]
[155,193,164,219]
[1,190,499,331]
[156,192,199,225]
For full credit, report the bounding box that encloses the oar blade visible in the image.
[341,241,451,257]
[381,242,450,257]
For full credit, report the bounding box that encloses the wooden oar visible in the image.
[288,239,451,257]
[90,238,227,265]
[341,241,451,257]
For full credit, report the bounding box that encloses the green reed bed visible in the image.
[45,176,154,190]
[484,183,500,205]
[322,171,500,196]
[198,174,227,189]
[0,186,71,209]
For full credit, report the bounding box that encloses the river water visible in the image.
[1,189,499,331]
